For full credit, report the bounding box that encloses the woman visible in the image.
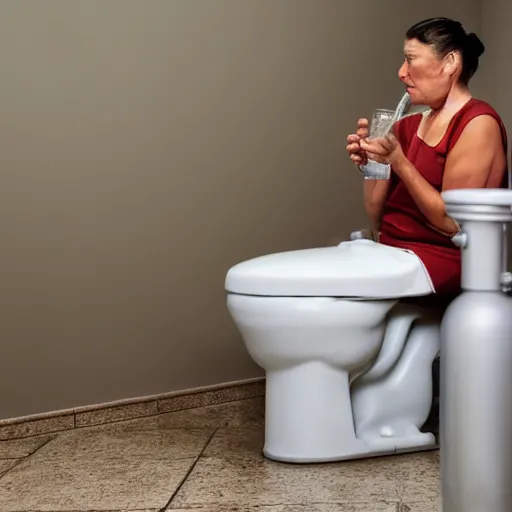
[346,17,508,299]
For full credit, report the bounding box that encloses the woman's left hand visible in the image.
[359,134,406,168]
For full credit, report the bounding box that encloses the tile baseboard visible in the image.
[0,377,265,440]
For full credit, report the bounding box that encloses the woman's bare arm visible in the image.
[363,115,505,236]
[347,118,392,233]
[363,179,391,233]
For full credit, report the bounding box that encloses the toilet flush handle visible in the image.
[501,272,512,294]
[349,229,377,242]
[451,231,468,248]
[350,230,367,241]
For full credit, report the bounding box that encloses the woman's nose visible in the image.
[398,61,408,81]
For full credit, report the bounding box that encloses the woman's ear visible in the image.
[444,51,461,77]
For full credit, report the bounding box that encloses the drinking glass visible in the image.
[369,109,395,139]
[360,108,395,180]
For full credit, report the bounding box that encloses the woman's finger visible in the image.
[356,118,369,138]
[346,142,362,153]
[360,139,383,155]
[357,126,369,138]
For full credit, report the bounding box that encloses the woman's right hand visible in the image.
[346,118,370,166]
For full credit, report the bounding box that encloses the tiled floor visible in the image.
[0,396,440,511]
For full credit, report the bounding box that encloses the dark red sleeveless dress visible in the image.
[379,98,508,298]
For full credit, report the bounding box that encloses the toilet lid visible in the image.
[225,239,434,298]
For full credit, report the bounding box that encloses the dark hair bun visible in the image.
[467,32,485,58]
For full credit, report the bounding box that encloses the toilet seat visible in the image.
[226,239,434,299]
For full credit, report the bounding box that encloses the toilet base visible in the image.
[263,361,438,464]
[263,440,439,464]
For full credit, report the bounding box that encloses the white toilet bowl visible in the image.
[225,238,440,463]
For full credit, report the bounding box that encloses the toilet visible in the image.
[225,235,442,463]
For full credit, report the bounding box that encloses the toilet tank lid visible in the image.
[225,239,434,298]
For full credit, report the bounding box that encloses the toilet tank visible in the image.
[225,239,434,299]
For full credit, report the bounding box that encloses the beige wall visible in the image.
[480,1,511,125]
[479,1,512,266]
[480,0,512,148]
[0,1,482,419]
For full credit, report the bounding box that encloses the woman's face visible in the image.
[398,38,457,107]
